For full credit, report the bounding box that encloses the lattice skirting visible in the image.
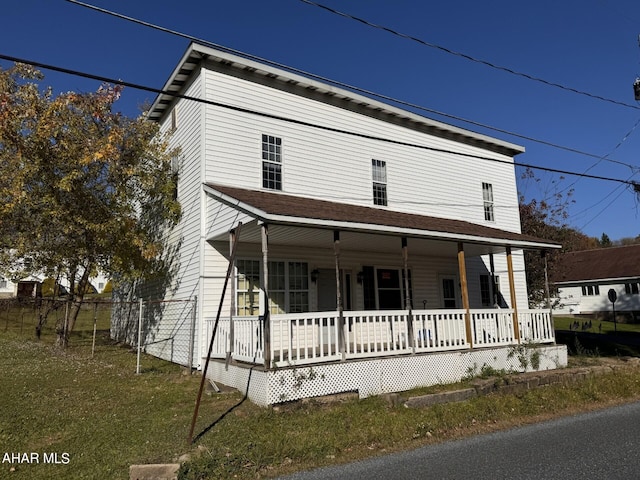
[205,344,568,406]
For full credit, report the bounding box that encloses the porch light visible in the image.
[310,269,319,283]
[356,271,364,284]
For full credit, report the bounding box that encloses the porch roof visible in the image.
[203,183,560,252]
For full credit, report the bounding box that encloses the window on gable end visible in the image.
[482,182,494,222]
[170,107,177,132]
[372,159,387,206]
[262,134,282,190]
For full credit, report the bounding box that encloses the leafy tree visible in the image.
[518,168,596,306]
[0,64,180,347]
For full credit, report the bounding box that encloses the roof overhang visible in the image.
[203,184,560,253]
[150,43,525,157]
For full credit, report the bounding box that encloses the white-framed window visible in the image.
[0,277,7,289]
[262,134,282,190]
[482,182,494,222]
[236,259,309,315]
[372,159,387,206]
[625,283,639,294]
[581,285,600,296]
[171,107,177,131]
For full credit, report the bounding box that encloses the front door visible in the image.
[377,268,403,310]
[440,275,459,309]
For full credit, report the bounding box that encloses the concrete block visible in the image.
[405,388,476,408]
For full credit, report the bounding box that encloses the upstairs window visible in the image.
[262,134,282,190]
[482,182,494,222]
[170,107,177,132]
[372,159,387,206]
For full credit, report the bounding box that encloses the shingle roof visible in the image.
[554,245,640,283]
[205,183,559,249]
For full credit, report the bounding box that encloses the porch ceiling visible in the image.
[219,221,504,257]
[204,183,560,253]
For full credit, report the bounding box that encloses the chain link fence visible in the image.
[1,296,198,370]
[111,297,198,370]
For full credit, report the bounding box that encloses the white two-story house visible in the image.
[111,42,566,405]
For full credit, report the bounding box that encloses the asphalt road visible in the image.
[279,401,640,480]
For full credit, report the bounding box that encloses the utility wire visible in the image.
[543,116,640,203]
[64,0,639,173]
[0,50,640,190]
[1,51,638,190]
[299,0,640,111]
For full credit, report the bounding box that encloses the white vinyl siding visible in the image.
[202,67,522,233]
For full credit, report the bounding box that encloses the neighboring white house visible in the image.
[111,42,566,405]
[0,272,110,298]
[553,245,640,319]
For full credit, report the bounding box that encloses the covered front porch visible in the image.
[201,184,565,404]
[207,308,555,368]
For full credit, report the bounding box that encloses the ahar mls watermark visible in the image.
[2,452,70,465]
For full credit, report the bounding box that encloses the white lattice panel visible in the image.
[205,344,568,406]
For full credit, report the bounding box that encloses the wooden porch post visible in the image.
[402,237,414,349]
[457,242,473,348]
[506,246,520,342]
[334,230,346,359]
[542,250,551,310]
[262,223,271,368]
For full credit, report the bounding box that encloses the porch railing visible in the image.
[205,308,555,367]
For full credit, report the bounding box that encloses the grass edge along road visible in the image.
[2,322,640,479]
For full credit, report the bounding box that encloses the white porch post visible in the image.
[402,237,414,349]
[506,246,521,342]
[262,223,271,368]
[457,242,473,348]
[334,230,346,359]
[228,228,237,363]
[489,252,498,307]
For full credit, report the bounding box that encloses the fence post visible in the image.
[188,296,197,371]
[136,298,143,374]
[91,302,98,358]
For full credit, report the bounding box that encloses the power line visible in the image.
[544,116,640,203]
[1,51,638,189]
[64,0,640,173]
[299,0,640,111]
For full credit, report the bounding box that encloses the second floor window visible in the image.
[581,285,600,296]
[482,182,494,222]
[262,134,282,190]
[372,159,387,206]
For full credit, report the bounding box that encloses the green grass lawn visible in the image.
[553,315,640,334]
[4,307,640,479]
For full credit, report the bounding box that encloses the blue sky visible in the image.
[3,0,640,241]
